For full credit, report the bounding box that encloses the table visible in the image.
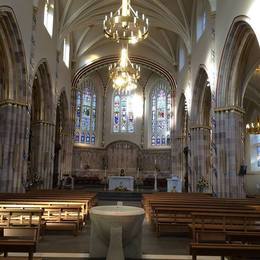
[167,176,182,192]
[89,205,145,259]
[108,176,134,191]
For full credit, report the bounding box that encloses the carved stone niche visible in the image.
[106,141,141,173]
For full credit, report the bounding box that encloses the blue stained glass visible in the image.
[162,135,166,145]
[113,91,135,133]
[257,146,260,156]
[86,133,90,144]
[152,135,156,145]
[74,78,97,145]
[91,134,95,144]
[75,132,80,143]
[81,135,85,142]
[150,80,171,146]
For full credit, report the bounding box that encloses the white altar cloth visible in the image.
[108,176,134,191]
[89,205,145,259]
[167,176,182,192]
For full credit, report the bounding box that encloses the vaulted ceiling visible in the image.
[57,0,196,73]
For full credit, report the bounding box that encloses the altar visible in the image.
[108,176,134,191]
[167,176,182,192]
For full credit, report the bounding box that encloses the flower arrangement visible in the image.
[154,164,160,172]
[115,186,128,192]
[197,176,209,192]
[22,172,43,191]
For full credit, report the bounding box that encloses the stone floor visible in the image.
[1,200,222,260]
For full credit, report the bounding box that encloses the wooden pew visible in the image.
[43,205,82,235]
[189,211,260,260]
[0,209,44,241]
[190,243,260,260]
[0,227,38,260]
[0,190,97,236]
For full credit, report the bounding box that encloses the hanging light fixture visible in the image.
[103,0,149,44]
[246,117,260,134]
[109,46,140,91]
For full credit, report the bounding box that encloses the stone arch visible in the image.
[0,6,27,102]
[189,66,212,192]
[191,67,211,126]
[173,93,189,190]
[32,60,53,121]
[216,16,259,108]
[53,91,70,187]
[28,60,55,189]
[214,16,260,197]
[176,93,188,137]
[0,7,28,192]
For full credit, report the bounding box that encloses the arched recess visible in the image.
[53,91,70,188]
[173,93,189,191]
[0,6,27,102]
[29,61,55,189]
[216,16,258,108]
[0,7,28,192]
[215,16,260,198]
[190,67,212,192]
[105,141,141,172]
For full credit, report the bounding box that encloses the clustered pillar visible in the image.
[0,102,30,192]
[189,126,211,192]
[214,107,245,198]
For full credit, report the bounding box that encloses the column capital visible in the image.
[190,125,211,130]
[0,100,29,108]
[32,120,55,126]
[214,106,245,114]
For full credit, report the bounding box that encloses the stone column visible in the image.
[214,107,245,198]
[189,125,211,192]
[0,101,30,192]
[172,135,185,180]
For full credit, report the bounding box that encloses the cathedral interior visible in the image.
[0,0,260,259]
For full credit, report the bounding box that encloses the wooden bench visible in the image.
[0,227,37,260]
[43,205,82,235]
[190,242,260,260]
[151,205,258,236]
[0,209,44,241]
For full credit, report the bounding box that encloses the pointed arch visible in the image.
[32,60,53,122]
[0,6,27,103]
[216,16,259,108]
[191,66,211,126]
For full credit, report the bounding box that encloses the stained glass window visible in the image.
[113,90,135,133]
[74,78,97,145]
[150,80,171,146]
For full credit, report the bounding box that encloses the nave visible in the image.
[1,0,260,259]
[1,189,260,260]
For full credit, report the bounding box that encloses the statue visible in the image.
[120,168,125,176]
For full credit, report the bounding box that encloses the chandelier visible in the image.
[103,0,149,44]
[109,46,140,91]
[246,117,260,134]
